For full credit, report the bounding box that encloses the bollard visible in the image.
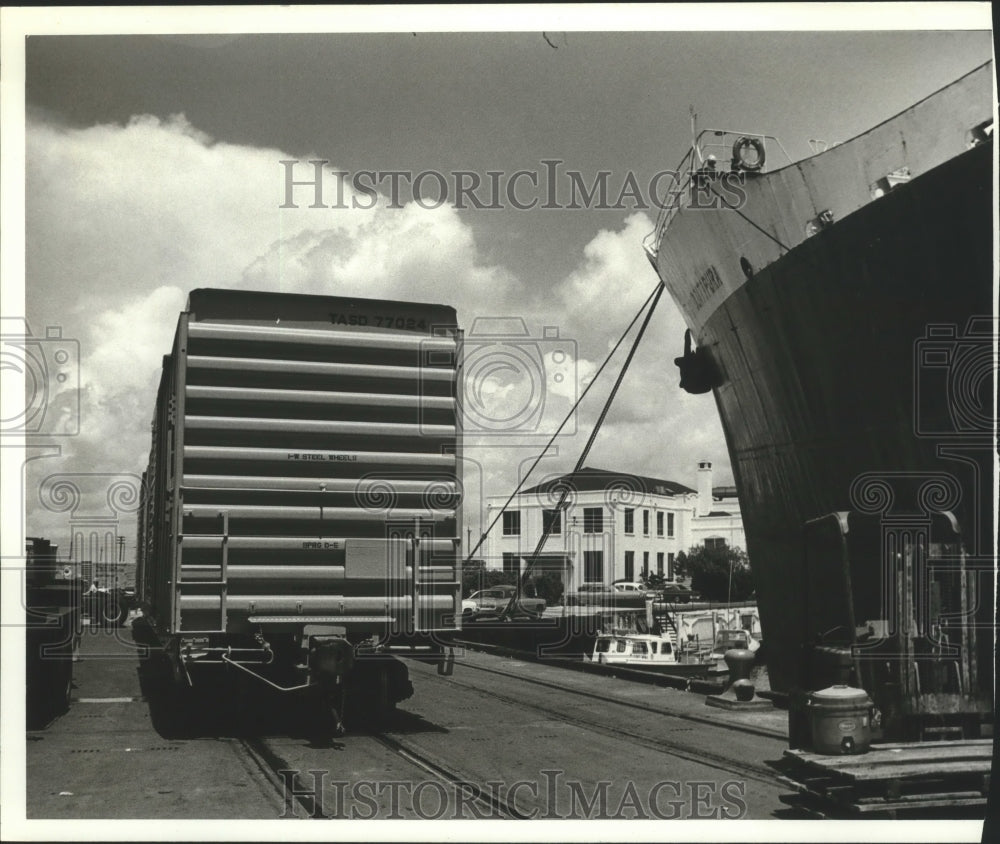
[705,648,772,711]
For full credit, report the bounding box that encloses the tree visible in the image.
[461,560,515,597]
[641,571,668,592]
[461,560,561,601]
[531,570,564,606]
[676,545,754,602]
[674,551,690,581]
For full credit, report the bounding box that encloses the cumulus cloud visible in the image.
[22,112,730,556]
[543,211,729,485]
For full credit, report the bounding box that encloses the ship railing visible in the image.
[644,128,793,258]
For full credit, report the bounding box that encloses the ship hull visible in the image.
[694,141,994,694]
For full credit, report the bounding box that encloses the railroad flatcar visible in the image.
[136,288,462,730]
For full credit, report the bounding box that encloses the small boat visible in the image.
[587,604,717,676]
[711,627,761,656]
[591,631,715,675]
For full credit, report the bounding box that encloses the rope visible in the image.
[463,281,663,565]
[707,179,793,254]
[503,279,668,616]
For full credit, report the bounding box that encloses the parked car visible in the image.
[612,581,648,596]
[564,582,650,607]
[462,585,546,618]
[656,583,699,604]
[563,583,612,606]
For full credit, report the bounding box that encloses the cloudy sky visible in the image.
[4,7,993,561]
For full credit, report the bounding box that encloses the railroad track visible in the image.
[368,733,529,819]
[447,648,783,740]
[241,653,793,818]
[237,736,328,818]
[236,729,527,819]
[136,637,794,817]
[406,658,792,790]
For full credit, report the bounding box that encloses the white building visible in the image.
[481,462,745,590]
[689,460,746,551]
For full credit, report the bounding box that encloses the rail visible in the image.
[643,128,793,258]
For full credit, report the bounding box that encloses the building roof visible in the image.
[519,466,695,498]
[713,485,739,499]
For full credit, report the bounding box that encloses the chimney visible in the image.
[697,460,712,517]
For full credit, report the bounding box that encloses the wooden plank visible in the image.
[820,784,855,798]
[828,760,992,782]
[856,790,984,805]
[784,738,991,757]
[778,793,831,819]
[785,744,992,769]
[799,775,835,787]
[869,739,990,752]
[783,750,991,782]
[849,797,985,815]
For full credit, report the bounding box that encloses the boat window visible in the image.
[616,639,627,653]
[595,638,611,653]
[717,631,748,649]
[633,642,648,655]
[663,642,672,654]
[650,642,658,654]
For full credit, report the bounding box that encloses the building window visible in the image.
[542,509,562,535]
[667,512,675,538]
[502,510,520,536]
[584,550,603,583]
[642,551,649,578]
[656,511,664,537]
[624,551,634,582]
[656,552,664,575]
[705,537,727,550]
[583,507,603,534]
[502,553,520,575]
[624,508,634,535]
[667,552,675,579]
[643,510,650,536]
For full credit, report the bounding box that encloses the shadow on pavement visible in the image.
[132,617,448,742]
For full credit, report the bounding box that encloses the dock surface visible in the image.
[24,621,797,821]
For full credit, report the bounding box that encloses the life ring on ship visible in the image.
[732,136,765,172]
